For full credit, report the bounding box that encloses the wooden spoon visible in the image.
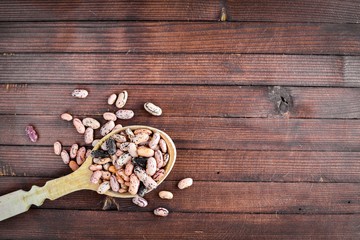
[0,125,176,221]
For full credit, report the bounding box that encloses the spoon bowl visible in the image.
[0,125,176,221]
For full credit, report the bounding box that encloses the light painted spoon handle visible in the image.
[0,167,95,221]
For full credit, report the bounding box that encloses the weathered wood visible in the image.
[0,177,358,214]
[2,54,354,86]
[1,0,359,24]
[1,115,360,151]
[0,211,358,239]
[227,0,360,23]
[1,22,359,54]
[3,84,360,118]
[1,146,360,183]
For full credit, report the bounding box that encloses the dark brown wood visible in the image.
[0,177,358,214]
[0,211,359,239]
[3,54,354,86]
[3,84,360,118]
[1,0,359,24]
[1,146,360,183]
[227,0,360,23]
[1,115,360,151]
[1,22,360,54]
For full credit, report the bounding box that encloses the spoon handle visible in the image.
[0,168,94,221]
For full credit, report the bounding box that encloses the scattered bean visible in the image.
[103,112,117,121]
[100,121,115,136]
[84,127,94,144]
[178,178,193,190]
[159,191,173,200]
[153,207,169,217]
[72,89,88,98]
[82,118,100,129]
[144,102,162,116]
[107,93,117,105]
[132,196,148,207]
[25,125,38,143]
[70,143,79,159]
[73,118,85,134]
[60,150,70,164]
[53,141,62,155]
[61,113,73,121]
[115,90,128,108]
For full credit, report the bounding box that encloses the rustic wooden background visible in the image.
[0,1,360,239]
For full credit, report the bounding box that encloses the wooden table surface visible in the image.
[0,1,360,239]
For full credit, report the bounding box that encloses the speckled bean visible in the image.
[60,113,73,121]
[125,162,134,176]
[92,139,100,147]
[60,150,70,164]
[132,196,148,207]
[100,121,115,136]
[159,139,167,153]
[113,124,123,132]
[76,146,86,165]
[107,93,117,105]
[97,181,110,194]
[53,141,62,155]
[73,118,85,134]
[101,171,111,181]
[163,153,170,167]
[115,90,128,108]
[132,133,149,145]
[134,166,157,191]
[129,174,140,195]
[116,153,132,166]
[154,150,164,169]
[153,207,169,217]
[146,157,157,176]
[112,134,127,143]
[116,109,134,120]
[103,112,117,121]
[144,102,162,116]
[82,118,100,129]
[70,143,79,159]
[149,132,161,150]
[84,127,94,144]
[159,191,173,199]
[110,175,120,192]
[72,89,88,98]
[128,142,138,157]
[153,169,165,181]
[90,170,102,184]
[178,178,193,190]
[134,129,152,135]
[137,146,154,157]
[125,128,135,139]
[116,169,130,182]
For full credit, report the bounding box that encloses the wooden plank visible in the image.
[1,22,359,54]
[0,0,221,21]
[227,0,360,23]
[0,177,358,214]
[1,115,360,151]
[1,146,360,183]
[0,0,359,24]
[2,54,352,86]
[3,84,360,118]
[0,211,358,239]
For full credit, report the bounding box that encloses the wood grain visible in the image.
[1,115,360,151]
[1,0,359,23]
[0,177,358,214]
[1,22,359,54]
[3,84,360,118]
[0,211,358,239]
[2,54,354,86]
[2,146,359,182]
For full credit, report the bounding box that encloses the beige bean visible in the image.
[61,113,73,121]
[178,178,193,190]
[146,157,157,176]
[128,142,138,157]
[137,146,154,157]
[115,109,134,120]
[132,196,148,207]
[76,147,86,165]
[60,150,70,164]
[134,129,152,135]
[100,120,115,136]
[159,139,167,153]
[132,133,149,145]
[149,132,161,150]
[112,134,127,143]
[118,142,130,151]
[144,102,162,116]
[103,112,117,121]
[159,191,173,200]
[116,153,131,166]
[90,170,102,184]
[110,175,120,192]
[73,118,85,134]
[82,118,100,129]
[84,127,94,144]
[153,207,169,217]
[107,93,117,105]
[89,164,102,171]
[154,150,164,169]
[125,162,134,176]
[72,89,88,98]
[69,160,79,171]
[129,174,140,195]
[115,90,128,108]
[69,143,79,159]
[53,141,62,155]
[97,181,110,194]
[163,153,170,167]
[101,171,111,181]
[108,165,116,173]
[153,169,165,181]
